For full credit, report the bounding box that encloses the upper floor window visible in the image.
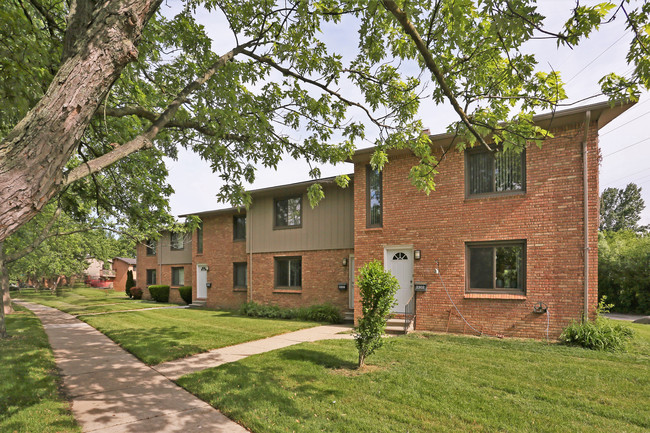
[170,232,184,250]
[366,165,382,227]
[197,221,203,254]
[466,148,525,197]
[466,240,526,295]
[274,197,302,228]
[234,215,246,240]
[145,239,157,256]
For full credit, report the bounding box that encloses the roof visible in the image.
[352,99,636,160]
[113,257,136,265]
[179,174,354,218]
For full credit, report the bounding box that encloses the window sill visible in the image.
[233,288,247,292]
[465,190,526,201]
[273,289,302,294]
[233,239,246,243]
[273,225,302,231]
[464,293,526,300]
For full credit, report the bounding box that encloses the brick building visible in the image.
[111,257,136,292]
[137,101,632,338]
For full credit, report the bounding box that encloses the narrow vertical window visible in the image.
[146,239,157,256]
[146,269,157,285]
[366,165,382,227]
[233,215,246,240]
[172,267,185,286]
[197,221,203,254]
[233,262,247,289]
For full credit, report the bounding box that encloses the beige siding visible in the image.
[159,232,192,265]
[248,182,354,253]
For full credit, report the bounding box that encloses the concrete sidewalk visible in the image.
[154,324,353,380]
[19,302,248,433]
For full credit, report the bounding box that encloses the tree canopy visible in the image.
[600,183,646,232]
[0,0,649,244]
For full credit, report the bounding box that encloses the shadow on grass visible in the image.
[279,347,357,370]
[85,325,205,365]
[0,309,79,432]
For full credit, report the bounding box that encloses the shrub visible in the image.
[560,297,636,351]
[125,270,135,298]
[148,285,170,303]
[178,286,192,304]
[239,301,341,323]
[130,287,143,300]
[355,260,399,368]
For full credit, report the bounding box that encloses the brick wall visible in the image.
[353,122,600,339]
[135,242,157,289]
[249,249,353,311]
[192,212,248,309]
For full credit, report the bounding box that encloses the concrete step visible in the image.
[343,310,354,323]
[189,300,207,308]
[385,317,414,335]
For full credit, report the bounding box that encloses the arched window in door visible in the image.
[392,252,408,261]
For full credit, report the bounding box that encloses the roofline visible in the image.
[178,173,354,218]
[352,99,636,159]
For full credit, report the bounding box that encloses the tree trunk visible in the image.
[0,0,162,242]
[358,352,365,369]
[0,242,7,338]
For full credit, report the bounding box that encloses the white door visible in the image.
[348,255,355,309]
[385,248,413,313]
[197,264,208,299]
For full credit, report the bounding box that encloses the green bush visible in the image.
[239,302,341,323]
[178,286,192,304]
[560,297,636,351]
[355,260,399,368]
[148,285,170,303]
[125,270,135,298]
[130,287,143,300]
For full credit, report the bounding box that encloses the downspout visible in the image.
[248,209,253,303]
[582,110,591,321]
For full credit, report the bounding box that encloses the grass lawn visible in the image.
[0,306,79,433]
[14,287,162,315]
[178,321,650,433]
[81,308,319,365]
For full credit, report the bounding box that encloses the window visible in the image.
[274,197,302,228]
[466,148,525,196]
[275,257,302,289]
[145,239,157,256]
[170,232,184,250]
[233,262,247,289]
[197,221,203,254]
[146,269,157,286]
[171,267,185,286]
[466,241,526,294]
[233,215,246,240]
[366,165,382,227]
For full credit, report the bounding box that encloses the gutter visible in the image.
[583,110,591,321]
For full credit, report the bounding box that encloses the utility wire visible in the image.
[566,31,630,84]
[603,166,650,185]
[602,136,650,157]
[600,108,650,137]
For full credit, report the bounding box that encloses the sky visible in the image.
[162,1,650,225]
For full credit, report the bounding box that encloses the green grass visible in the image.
[0,306,80,433]
[178,322,650,433]
[81,308,319,365]
[15,287,162,315]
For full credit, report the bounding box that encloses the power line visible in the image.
[602,166,650,185]
[602,136,650,157]
[567,31,630,84]
[600,108,650,137]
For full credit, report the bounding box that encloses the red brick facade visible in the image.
[353,122,600,339]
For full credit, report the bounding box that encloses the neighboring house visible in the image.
[84,257,114,288]
[136,231,192,300]
[112,257,136,292]
[136,101,633,338]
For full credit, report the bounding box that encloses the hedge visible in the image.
[148,285,170,303]
[178,286,192,304]
[130,287,143,300]
[239,302,341,323]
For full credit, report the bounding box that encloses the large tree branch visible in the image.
[5,207,61,264]
[63,41,256,187]
[382,0,493,151]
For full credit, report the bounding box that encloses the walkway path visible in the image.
[154,324,353,380]
[18,301,353,432]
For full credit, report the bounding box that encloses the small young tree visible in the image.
[125,270,135,298]
[355,260,399,368]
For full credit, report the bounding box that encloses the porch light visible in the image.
[342,257,348,266]
[414,250,421,260]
